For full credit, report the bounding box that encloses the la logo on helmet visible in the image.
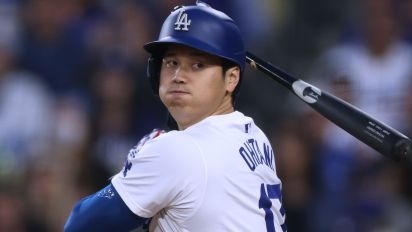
[174,10,191,31]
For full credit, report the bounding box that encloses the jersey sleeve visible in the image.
[111,132,206,219]
[64,184,148,232]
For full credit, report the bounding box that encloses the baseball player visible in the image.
[64,2,286,232]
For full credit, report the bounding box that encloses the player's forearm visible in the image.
[64,184,147,232]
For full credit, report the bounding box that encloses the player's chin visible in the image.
[166,93,191,104]
[164,98,190,109]
[167,104,193,124]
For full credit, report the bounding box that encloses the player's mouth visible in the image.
[168,89,190,96]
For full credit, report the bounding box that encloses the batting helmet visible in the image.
[144,1,246,96]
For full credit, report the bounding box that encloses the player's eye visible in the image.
[162,58,178,68]
[192,62,204,70]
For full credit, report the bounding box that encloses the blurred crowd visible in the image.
[0,0,411,231]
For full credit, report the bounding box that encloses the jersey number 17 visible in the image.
[259,183,287,232]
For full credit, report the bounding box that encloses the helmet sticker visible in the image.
[174,10,192,31]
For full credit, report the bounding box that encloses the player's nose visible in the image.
[172,66,188,83]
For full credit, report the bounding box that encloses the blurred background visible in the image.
[0,0,411,231]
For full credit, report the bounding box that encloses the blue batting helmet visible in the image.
[144,1,246,96]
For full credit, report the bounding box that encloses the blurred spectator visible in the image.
[85,0,155,69]
[88,62,166,174]
[88,64,140,173]
[270,119,313,232]
[0,2,54,182]
[307,0,412,231]
[400,0,412,42]
[0,3,58,232]
[0,187,25,232]
[18,0,88,98]
[85,0,166,132]
[24,164,55,232]
[310,0,412,159]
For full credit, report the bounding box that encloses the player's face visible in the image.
[159,45,240,130]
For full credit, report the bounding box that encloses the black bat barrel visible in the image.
[313,91,412,163]
[246,51,412,164]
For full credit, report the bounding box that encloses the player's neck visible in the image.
[177,100,234,130]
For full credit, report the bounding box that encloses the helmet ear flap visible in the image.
[147,56,162,95]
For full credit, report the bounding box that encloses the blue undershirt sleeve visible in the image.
[64,184,148,232]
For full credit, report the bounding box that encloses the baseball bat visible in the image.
[246,51,412,164]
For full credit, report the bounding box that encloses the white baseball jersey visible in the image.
[112,111,286,232]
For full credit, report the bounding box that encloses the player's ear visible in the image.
[225,66,240,94]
